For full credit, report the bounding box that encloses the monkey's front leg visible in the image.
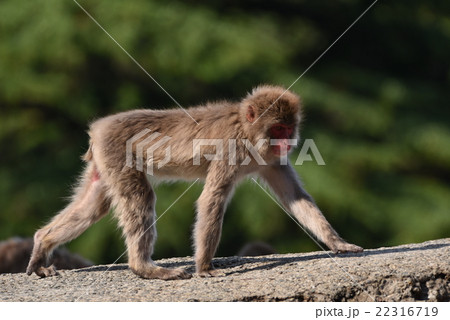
[194,175,234,277]
[260,163,363,254]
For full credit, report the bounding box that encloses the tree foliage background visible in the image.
[0,0,449,264]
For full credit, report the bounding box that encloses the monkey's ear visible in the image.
[246,105,256,123]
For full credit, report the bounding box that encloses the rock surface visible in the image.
[1,239,449,302]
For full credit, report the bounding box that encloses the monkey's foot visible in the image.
[131,265,191,280]
[330,242,363,254]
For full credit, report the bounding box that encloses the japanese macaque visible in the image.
[27,85,362,280]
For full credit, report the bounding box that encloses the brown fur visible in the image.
[27,85,362,280]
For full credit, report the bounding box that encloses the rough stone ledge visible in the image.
[1,238,448,302]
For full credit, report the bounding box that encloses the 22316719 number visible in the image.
[376,307,438,317]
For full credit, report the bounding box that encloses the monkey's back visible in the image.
[86,103,244,179]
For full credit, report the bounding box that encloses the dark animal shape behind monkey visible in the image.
[237,241,277,257]
[0,237,92,274]
[27,85,362,280]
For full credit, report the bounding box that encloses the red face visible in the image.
[270,123,294,156]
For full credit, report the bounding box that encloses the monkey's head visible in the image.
[241,85,301,158]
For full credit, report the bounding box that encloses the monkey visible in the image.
[0,237,92,274]
[27,85,363,280]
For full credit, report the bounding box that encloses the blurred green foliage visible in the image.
[0,0,449,264]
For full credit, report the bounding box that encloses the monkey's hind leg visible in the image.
[110,171,190,280]
[27,163,110,277]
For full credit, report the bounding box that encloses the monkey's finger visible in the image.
[26,261,40,276]
[333,243,364,254]
[26,266,33,276]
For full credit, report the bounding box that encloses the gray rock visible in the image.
[1,239,448,302]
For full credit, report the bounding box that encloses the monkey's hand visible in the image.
[196,263,224,277]
[329,241,363,254]
[197,269,224,277]
[26,262,59,278]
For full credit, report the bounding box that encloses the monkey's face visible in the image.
[269,123,295,157]
[242,85,301,160]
